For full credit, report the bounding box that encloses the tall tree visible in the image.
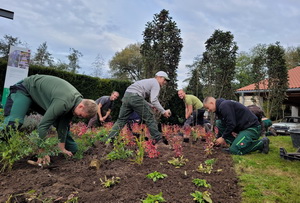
[141,9,183,106]
[32,42,54,66]
[91,54,105,78]
[266,42,289,118]
[67,48,83,73]
[201,29,238,99]
[109,43,143,81]
[0,35,22,60]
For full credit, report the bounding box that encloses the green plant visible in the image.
[5,190,54,203]
[0,127,33,172]
[28,132,60,158]
[100,176,120,188]
[146,171,168,182]
[192,178,211,188]
[168,156,189,168]
[141,192,166,203]
[106,137,133,160]
[190,191,212,203]
[133,135,145,165]
[197,158,216,174]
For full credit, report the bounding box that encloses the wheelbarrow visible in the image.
[279,147,300,161]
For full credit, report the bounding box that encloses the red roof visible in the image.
[237,66,300,91]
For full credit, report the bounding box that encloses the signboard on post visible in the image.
[1,46,31,107]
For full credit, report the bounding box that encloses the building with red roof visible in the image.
[236,66,300,116]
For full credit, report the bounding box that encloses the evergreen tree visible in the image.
[201,30,238,99]
[141,9,183,106]
[266,42,289,118]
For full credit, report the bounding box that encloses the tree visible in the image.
[234,51,253,89]
[141,9,183,106]
[32,42,54,66]
[285,46,300,69]
[265,42,289,118]
[184,56,204,100]
[67,48,83,73]
[0,35,22,60]
[91,54,105,78]
[109,43,143,81]
[201,29,238,99]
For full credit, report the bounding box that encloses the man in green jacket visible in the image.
[2,74,97,165]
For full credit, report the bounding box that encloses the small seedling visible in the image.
[142,192,166,203]
[99,176,120,188]
[190,190,212,203]
[168,156,189,168]
[197,158,216,174]
[192,178,211,188]
[146,171,167,182]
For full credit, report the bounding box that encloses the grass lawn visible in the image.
[233,136,300,203]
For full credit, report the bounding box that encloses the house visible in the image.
[236,66,300,117]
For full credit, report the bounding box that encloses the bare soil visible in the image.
[0,140,241,203]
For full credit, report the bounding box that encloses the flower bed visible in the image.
[0,123,241,202]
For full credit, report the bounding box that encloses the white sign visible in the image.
[1,46,30,106]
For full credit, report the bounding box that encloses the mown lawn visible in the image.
[233,136,300,203]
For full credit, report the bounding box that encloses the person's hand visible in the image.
[37,155,50,165]
[61,149,73,157]
[215,137,226,146]
[99,117,105,122]
[163,109,171,118]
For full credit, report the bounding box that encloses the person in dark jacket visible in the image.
[203,97,269,155]
[2,74,97,165]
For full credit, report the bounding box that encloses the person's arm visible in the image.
[103,109,111,120]
[219,108,237,139]
[37,100,72,156]
[185,104,193,119]
[97,103,105,122]
[150,86,165,114]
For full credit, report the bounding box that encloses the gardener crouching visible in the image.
[2,74,97,166]
[203,97,270,155]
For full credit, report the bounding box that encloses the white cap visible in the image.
[155,71,170,81]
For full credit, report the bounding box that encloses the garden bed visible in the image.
[0,138,241,202]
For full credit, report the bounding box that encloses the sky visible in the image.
[1,0,300,88]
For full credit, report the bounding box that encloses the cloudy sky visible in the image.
[1,0,300,88]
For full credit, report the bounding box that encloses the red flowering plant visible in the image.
[161,124,173,142]
[144,139,160,158]
[180,125,192,141]
[162,125,184,157]
[69,122,88,136]
[169,135,183,157]
[203,131,216,156]
[119,126,136,147]
[191,125,206,142]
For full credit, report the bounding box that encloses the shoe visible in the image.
[260,137,270,154]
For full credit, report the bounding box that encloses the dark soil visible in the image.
[0,140,241,203]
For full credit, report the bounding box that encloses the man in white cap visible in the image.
[106,71,171,146]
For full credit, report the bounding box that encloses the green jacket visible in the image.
[23,75,82,142]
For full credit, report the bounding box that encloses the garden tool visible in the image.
[27,160,59,169]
